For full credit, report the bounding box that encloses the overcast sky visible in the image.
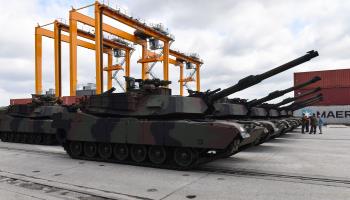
[1,0,350,106]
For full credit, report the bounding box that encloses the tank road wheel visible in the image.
[27,134,35,144]
[131,145,147,163]
[1,132,9,142]
[232,139,240,152]
[174,148,195,168]
[34,134,43,144]
[98,143,113,160]
[19,134,27,143]
[84,142,97,158]
[113,144,129,161]
[69,141,83,157]
[148,146,167,165]
[253,136,262,146]
[7,133,15,142]
[14,133,21,143]
[43,135,54,145]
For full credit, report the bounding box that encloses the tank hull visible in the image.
[253,120,283,141]
[52,112,244,169]
[239,126,267,147]
[0,113,58,145]
[0,105,69,145]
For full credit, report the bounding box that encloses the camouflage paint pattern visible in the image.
[52,111,242,150]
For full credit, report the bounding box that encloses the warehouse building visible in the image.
[293,68,350,124]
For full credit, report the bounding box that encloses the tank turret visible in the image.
[6,94,63,118]
[80,51,318,118]
[247,76,321,107]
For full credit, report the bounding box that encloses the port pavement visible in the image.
[0,126,349,200]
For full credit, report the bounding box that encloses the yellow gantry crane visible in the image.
[35,1,202,97]
[35,20,132,97]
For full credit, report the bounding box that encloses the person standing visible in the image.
[305,115,310,133]
[309,113,317,134]
[317,114,324,134]
[301,113,307,134]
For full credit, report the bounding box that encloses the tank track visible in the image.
[62,140,239,170]
[0,132,58,145]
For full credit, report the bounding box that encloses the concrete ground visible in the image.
[0,126,349,200]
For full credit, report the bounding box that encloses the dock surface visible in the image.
[0,126,349,200]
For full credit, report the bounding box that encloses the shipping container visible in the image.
[295,87,350,106]
[61,96,81,105]
[10,98,32,105]
[10,96,81,106]
[294,68,350,89]
[294,105,350,124]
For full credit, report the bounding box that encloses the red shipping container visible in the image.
[10,98,32,105]
[10,96,82,106]
[294,68,350,90]
[61,96,82,105]
[295,87,350,106]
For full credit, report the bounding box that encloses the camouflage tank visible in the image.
[212,98,268,151]
[268,87,322,131]
[277,94,324,128]
[274,94,324,131]
[52,79,250,169]
[51,50,318,169]
[243,75,321,138]
[0,95,72,145]
[207,51,319,148]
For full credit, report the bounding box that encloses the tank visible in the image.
[51,50,318,169]
[197,51,319,149]
[215,74,321,144]
[250,85,321,135]
[283,95,324,121]
[0,95,72,145]
[269,87,322,130]
[52,79,250,169]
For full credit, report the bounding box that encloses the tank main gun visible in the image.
[290,97,323,111]
[268,87,321,108]
[291,93,323,109]
[247,75,321,107]
[198,50,319,105]
[103,87,116,95]
[281,93,323,111]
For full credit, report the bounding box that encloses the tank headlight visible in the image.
[239,126,246,132]
[239,127,250,138]
[241,132,250,139]
[264,128,269,133]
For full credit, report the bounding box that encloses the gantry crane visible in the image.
[35,20,132,97]
[36,1,203,97]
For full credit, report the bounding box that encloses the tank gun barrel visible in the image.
[103,87,116,95]
[291,97,323,111]
[207,50,318,104]
[282,93,322,110]
[270,87,321,108]
[247,75,321,107]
